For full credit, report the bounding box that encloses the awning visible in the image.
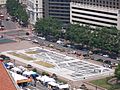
[17,79,32,84]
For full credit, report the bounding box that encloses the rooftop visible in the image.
[0,61,17,90]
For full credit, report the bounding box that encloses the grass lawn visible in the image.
[35,61,55,68]
[25,51,39,54]
[90,77,120,90]
[90,78,111,89]
[9,52,34,60]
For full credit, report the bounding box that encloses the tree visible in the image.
[34,17,62,37]
[6,0,28,26]
[51,73,58,80]
[115,64,120,83]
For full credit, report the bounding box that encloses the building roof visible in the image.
[0,61,17,90]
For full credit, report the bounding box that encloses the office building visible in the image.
[26,0,43,24]
[43,0,71,25]
[0,0,6,5]
[70,0,120,29]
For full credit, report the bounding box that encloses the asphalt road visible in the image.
[2,20,17,30]
[0,7,17,30]
[29,36,119,64]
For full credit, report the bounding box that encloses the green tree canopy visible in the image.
[6,0,28,25]
[34,17,62,37]
[115,64,120,81]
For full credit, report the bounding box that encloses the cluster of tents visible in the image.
[4,62,69,90]
[36,75,69,90]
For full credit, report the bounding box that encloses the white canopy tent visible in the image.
[17,66,27,71]
[48,81,59,87]
[58,84,69,89]
[10,71,28,82]
[23,71,37,76]
[7,62,14,66]
[11,67,22,73]
[23,71,30,76]
[38,75,55,83]
[36,76,42,80]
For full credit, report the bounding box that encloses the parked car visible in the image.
[6,16,10,21]
[0,25,5,30]
[38,36,46,40]
[26,64,33,68]
[32,39,39,43]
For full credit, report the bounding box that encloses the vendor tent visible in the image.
[23,71,38,78]
[7,62,14,66]
[38,75,55,83]
[48,81,59,87]
[36,76,42,80]
[17,66,27,71]
[39,75,50,82]
[58,84,69,89]
[11,67,22,73]
[10,71,32,84]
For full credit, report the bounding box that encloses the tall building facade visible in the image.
[43,0,71,25]
[0,0,6,5]
[26,0,43,24]
[70,0,120,29]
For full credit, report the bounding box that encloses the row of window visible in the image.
[72,7,117,16]
[49,10,70,13]
[72,20,111,27]
[49,13,70,16]
[72,0,120,8]
[72,11,117,21]
[72,15,117,25]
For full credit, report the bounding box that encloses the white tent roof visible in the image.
[11,67,22,72]
[29,71,37,75]
[39,75,50,82]
[23,71,37,76]
[44,77,55,83]
[36,75,55,83]
[18,66,27,71]
[36,76,42,80]
[7,62,14,66]
[10,71,28,82]
[48,81,59,87]
[58,84,69,89]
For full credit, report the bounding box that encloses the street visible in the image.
[0,7,18,30]
[29,35,119,65]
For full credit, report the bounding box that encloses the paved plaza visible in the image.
[2,47,114,81]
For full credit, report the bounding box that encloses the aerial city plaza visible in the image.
[2,47,113,81]
[1,0,120,90]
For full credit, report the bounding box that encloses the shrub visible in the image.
[32,68,37,72]
[42,71,50,76]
